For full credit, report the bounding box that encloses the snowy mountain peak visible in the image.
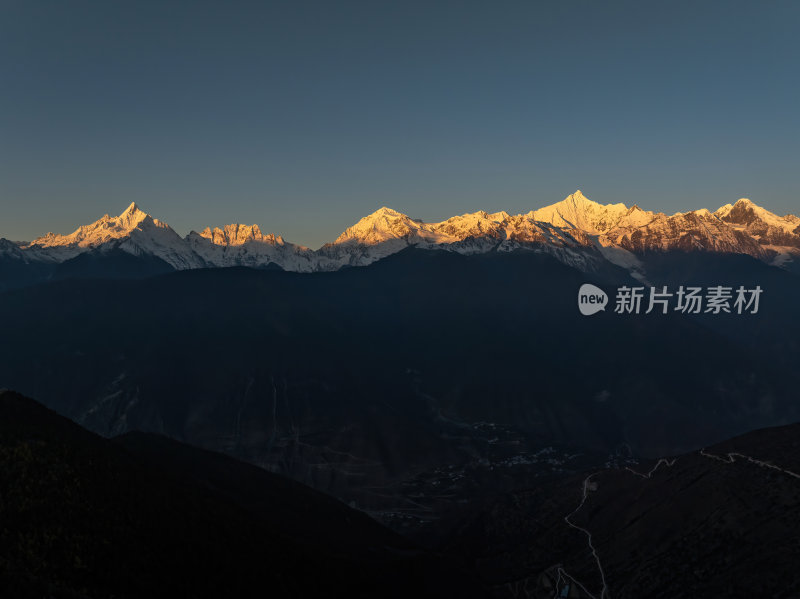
[117,202,151,229]
[461,209,510,223]
[715,198,799,241]
[122,201,142,215]
[372,206,406,218]
[570,189,589,202]
[20,203,205,269]
[333,207,421,245]
[27,203,159,250]
[529,191,630,235]
[6,192,799,278]
[715,198,757,218]
[430,210,507,241]
[196,224,285,247]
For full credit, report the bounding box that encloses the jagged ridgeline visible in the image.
[1,191,799,290]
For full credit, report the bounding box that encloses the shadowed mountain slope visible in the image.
[0,390,485,599]
[0,248,798,525]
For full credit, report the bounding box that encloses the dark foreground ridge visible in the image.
[0,390,485,599]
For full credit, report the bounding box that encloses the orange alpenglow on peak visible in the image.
[4,191,798,275]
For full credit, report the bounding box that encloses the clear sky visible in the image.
[1,0,799,248]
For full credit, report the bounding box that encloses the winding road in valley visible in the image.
[550,448,799,598]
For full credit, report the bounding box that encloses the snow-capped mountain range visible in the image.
[3,191,799,278]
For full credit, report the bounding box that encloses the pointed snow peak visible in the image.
[334,207,421,245]
[26,202,169,251]
[115,202,151,224]
[116,202,150,228]
[368,206,407,219]
[570,189,589,202]
[716,197,798,232]
[529,191,629,234]
[359,206,415,226]
[559,190,608,212]
[122,202,140,215]
[719,198,760,220]
[563,190,604,209]
[716,198,757,215]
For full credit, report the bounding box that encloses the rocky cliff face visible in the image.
[716,198,800,248]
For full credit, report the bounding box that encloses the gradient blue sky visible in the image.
[2,0,799,248]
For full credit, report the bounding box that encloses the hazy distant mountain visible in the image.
[1,191,798,290]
